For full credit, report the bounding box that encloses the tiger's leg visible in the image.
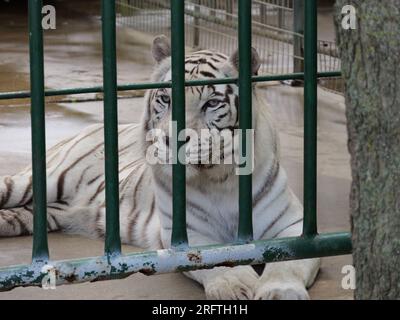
[0,124,107,211]
[254,221,321,300]
[0,165,68,211]
[48,205,105,239]
[178,234,259,300]
[0,174,34,209]
[0,167,74,237]
[0,202,69,237]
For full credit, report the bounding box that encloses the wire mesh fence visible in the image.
[116,0,343,94]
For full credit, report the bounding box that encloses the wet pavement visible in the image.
[0,1,352,299]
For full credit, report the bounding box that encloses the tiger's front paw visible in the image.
[254,281,310,300]
[205,269,258,300]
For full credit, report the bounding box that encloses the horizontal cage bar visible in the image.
[0,72,341,100]
[0,232,352,291]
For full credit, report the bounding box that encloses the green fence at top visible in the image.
[0,0,350,290]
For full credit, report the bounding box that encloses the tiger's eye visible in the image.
[160,95,170,104]
[206,99,220,108]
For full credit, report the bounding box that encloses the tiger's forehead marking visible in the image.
[162,50,229,83]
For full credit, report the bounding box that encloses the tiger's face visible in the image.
[142,35,260,181]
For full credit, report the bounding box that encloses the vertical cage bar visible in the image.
[237,0,253,242]
[102,0,121,254]
[303,0,318,236]
[171,0,188,247]
[29,0,49,261]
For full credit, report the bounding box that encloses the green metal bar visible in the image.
[0,232,352,291]
[29,0,49,261]
[102,0,121,255]
[303,0,318,236]
[0,72,342,100]
[237,0,253,242]
[170,0,188,247]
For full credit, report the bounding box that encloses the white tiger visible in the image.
[0,35,320,300]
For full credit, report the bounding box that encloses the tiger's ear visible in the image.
[229,47,261,75]
[152,35,171,63]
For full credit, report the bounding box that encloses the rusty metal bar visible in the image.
[0,232,351,291]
